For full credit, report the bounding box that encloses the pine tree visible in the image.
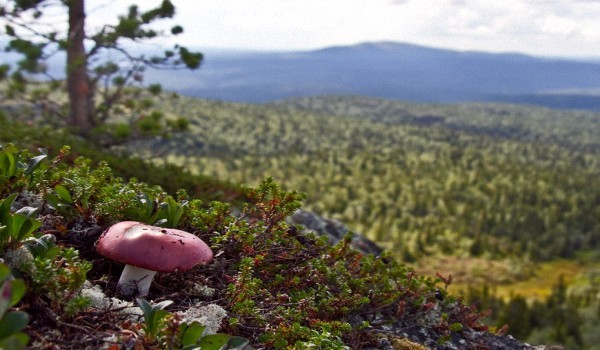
[1,0,202,137]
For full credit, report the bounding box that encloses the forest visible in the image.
[107,93,600,348]
[127,95,599,262]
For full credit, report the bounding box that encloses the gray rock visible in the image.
[288,210,383,256]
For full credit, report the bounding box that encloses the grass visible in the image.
[414,252,597,302]
[496,259,594,301]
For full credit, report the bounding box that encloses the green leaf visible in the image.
[5,25,16,36]
[0,194,17,224]
[136,298,153,322]
[178,47,203,69]
[7,279,26,307]
[8,215,26,240]
[156,197,187,227]
[24,235,56,258]
[80,195,90,211]
[0,265,9,283]
[180,322,206,346]
[180,346,202,350]
[0,147,18,178]
[227,336,250,349]
[14,206,37,219]
[0,311,29,339]
[154,218,167,226]
[0,332,29,350]
[152,300,174,310]
[0,282,10,318]
[171,25,183,35]
[0,153,9,176]
[136,298,173,337]
[54,185,72,203]
[7,153,18,178]
[199,334,230,350]
[0,279,26,320]
[9,214,40,242]
[25,155,47,176]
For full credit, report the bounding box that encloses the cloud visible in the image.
[81,0,600,57]
[388,0,600,55]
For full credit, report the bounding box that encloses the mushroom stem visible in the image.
[117,265,157,296]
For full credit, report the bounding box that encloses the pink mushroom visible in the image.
[97,221,213,296]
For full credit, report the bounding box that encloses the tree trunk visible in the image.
[67,0,93,134]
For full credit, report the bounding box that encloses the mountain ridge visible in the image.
[146,41,600,110]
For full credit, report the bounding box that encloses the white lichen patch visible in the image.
[176,303,227,334]
[80,282,142,318]
[192,283,216,297]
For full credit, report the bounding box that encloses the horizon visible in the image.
[196,40,600,62]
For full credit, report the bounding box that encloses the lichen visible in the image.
[80,282,142,318]
[192,283,216,297]
[176,303,227,334]
[3,245,35,272]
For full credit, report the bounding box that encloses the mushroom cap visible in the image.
[97,221,213,272]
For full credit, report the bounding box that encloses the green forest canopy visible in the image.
[120,95,600,264]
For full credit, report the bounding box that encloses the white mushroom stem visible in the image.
[117,265,158,296]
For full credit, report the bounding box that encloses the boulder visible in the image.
[289,210,383,256]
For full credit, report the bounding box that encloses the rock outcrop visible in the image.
[289,209,383,256]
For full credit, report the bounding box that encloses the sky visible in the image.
[48,0,600,59]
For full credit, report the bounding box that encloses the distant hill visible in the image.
[147,41,600,111]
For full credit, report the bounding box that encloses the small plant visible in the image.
[184,199,232,234]
[211,178,487,348]
[0,143,47,196]
[129,191,160,224]
[28,246,91,318]
[137,298,174,343]
[173,321,249,350]
[95,180,165,223]
[45,180,94,218]
[0,144,21,177]
[136,298,249,349]
[46,184,77,211]
[43,156,190,226]
[155,195,188,228]
[44,157,115,219]
[0,193,41,250]
[0,263,29,350]
[295,325,351,349]
[22,234,60,259]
